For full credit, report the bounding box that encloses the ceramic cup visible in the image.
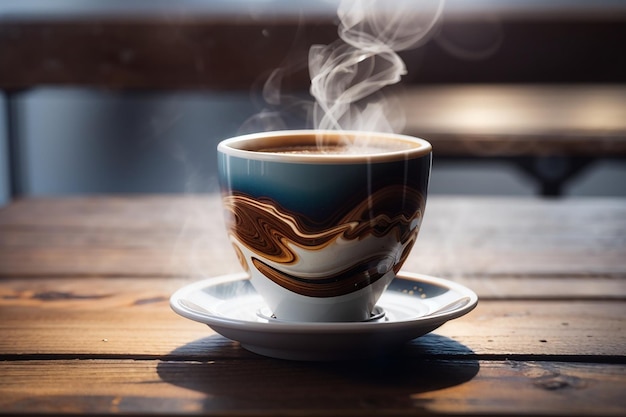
[217,130,431,322]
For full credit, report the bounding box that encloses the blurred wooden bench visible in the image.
[2,3,625,196]
[400,85,626,195]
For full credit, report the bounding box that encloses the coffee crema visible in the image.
[257,143,412,155]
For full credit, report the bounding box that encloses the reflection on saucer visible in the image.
[256,305,387,323]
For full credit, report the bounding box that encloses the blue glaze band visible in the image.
[218,152,431,224]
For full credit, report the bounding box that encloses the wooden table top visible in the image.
[0,195,625,416]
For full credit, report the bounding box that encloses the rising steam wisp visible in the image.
[309,0,444,145]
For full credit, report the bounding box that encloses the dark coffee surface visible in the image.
[257,143,411,155]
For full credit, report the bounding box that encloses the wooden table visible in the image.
[0,194,624,416]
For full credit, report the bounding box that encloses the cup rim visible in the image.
[217,130,432,164]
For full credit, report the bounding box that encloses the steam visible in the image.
[310,0,444,135]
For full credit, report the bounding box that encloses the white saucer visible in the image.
[170,271,478,361]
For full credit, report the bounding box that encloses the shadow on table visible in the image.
[157,333,479,412]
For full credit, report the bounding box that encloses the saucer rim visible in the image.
[170,271,478,333]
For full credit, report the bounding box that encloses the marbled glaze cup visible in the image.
[217,130,431,322]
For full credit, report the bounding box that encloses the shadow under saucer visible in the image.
[157,333,480,413]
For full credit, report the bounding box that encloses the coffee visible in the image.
[257,144,406,155]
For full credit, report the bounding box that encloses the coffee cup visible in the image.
[217,130,431,322]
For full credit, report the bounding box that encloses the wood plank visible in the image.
[404,197,626,277]
[0,18,336,91]
[2,273,624,303]
[0,359,624,415]
[0,195,223,229]
[0,278,624,358]
[449,275,626,300]
[0,195,240,277]
[1,14,625,90]
[1,196,625,277]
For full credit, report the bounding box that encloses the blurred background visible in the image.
[1,0,625,206]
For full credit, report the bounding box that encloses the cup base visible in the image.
[249,268,396,323]
[256,305,387,324]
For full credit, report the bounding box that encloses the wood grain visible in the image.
[0,359,624,415]
[2,196,625,278]
[1,15,625,90]
[0,277,624,358]
[0,196,624,416]
[0,18,336,91]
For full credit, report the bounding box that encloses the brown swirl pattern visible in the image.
[222,186,424,297]
[252,255,397,298]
